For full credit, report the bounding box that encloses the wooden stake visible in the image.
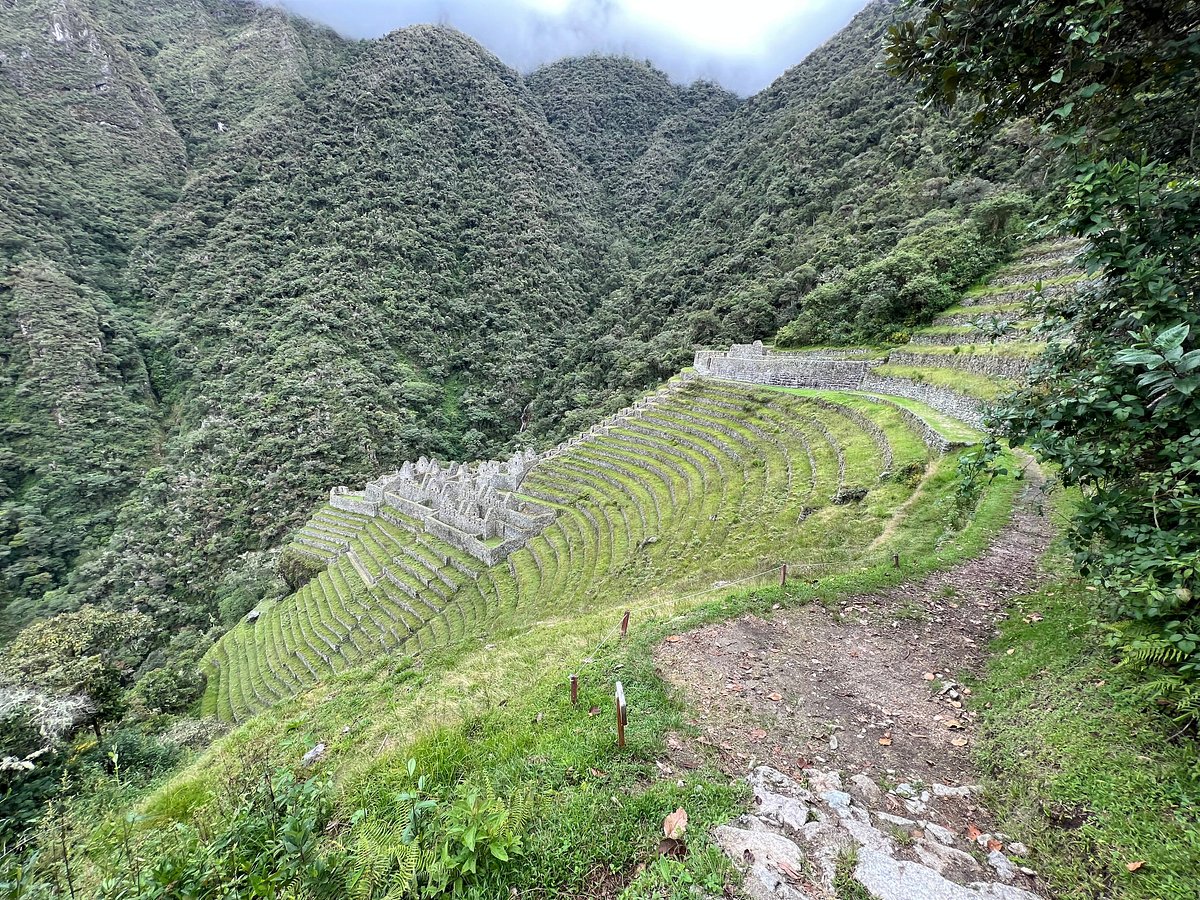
[892,553,900,569]
[620,610,630,637]
[615,681,627,748]
[570,674,578,706]
[780,563,788,586]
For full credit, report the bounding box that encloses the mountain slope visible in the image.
[1,0,1043,665]
[0,0,346,629]
[527,57,738,230]
[523,0,1046,442]
[76,25,626,629]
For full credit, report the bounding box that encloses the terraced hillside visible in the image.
[202,239,1081,723]
[871,238,1086,398]
[203,380,974,721]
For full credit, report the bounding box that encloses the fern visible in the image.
[1122,640,1186,667]
[344,811,436,900]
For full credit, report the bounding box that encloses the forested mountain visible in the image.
[524,0,1047,440]
[527,57,738,231]
[1,0,1042,661]
[0,0,344,628]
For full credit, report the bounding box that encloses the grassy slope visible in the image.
[976,519,1200,899]
[203,382,954,719]
[868,364,1014,400]
[101,449,1021,894]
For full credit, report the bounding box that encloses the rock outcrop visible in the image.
[713,766,1043,900]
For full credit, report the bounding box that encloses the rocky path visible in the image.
[655,470,1054,899]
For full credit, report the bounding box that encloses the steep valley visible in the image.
[4,0,1198,896]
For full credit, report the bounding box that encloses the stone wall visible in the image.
[695,342,872,390]
[859,374,985,428]
[886,350,1033,380]
[691,343,987,431]
[329,490,379,516]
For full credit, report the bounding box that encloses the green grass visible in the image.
[916,321,1036,335]
[868,363,1013,401]
[834,849,873,900]
[890,342,1046,358]
[207,382,976,722]
[84,443,1028,897]
[772,388,983,445]
[147,445,1020,812]
[938,300,1030,318]
[964,271,1088,299]
[976,532,1200,898]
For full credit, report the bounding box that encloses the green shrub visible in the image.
[279,549,327,593]
[130,664,205,717]
[776,221,1007,347]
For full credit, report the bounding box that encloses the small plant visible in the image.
[894,599,928,622]
[344,762,534,899]
[432,777,533,895]
[833,849,872,900]
[954,439,1009,519]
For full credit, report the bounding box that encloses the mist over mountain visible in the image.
[266,0,868,94]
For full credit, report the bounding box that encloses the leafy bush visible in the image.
[95,768,342,898]
[128,664,205,718]
[776,221,1008,347]
[343,759,532,899]
[0,707,63,843]
[890,0,1200,722]
[96,729,181,782]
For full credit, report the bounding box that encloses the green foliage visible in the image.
[3,607,153,734]
[92,767,343,898]
[953,438,1012,519]
[0,707,64,844]
[885,0,1198,162]
[776,221,1012,346]
[279,549,327,594]
[978,567,1200,898]
[890,0,1200,722]
[619,845,733,900]
[431,778,532,895]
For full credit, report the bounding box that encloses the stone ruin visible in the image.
[692,342,985,427]
[693,340,873,391]
[329,448,555,566]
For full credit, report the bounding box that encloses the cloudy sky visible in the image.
[269,0,871,95]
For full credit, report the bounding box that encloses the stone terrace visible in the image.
[329,450,554,567]
[694,341,986,427]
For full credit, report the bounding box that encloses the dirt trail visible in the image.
[656,468,1053,791]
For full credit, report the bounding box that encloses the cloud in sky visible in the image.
[267,0,870,95]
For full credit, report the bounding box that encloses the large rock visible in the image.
[849,773,885,807]
[855,848,985,900]
[711,825,816,900]
[914,838,985,881]
[854,848,1040,900]
[753,790,811,831]
[749,766,812,830]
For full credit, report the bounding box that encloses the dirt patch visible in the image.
[656,472,1052,791]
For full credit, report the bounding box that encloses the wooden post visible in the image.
[570,674,578,706]
[615,681,627,748]
[780,563,788,586]
[892,553,900,569]
[620,610,630,638]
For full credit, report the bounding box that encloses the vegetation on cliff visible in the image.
[4,0,1197,895]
